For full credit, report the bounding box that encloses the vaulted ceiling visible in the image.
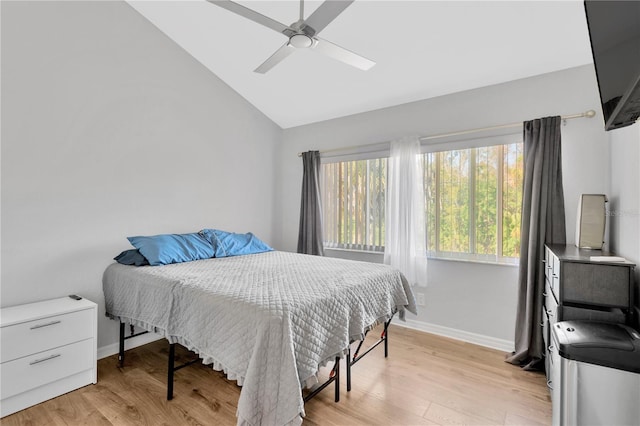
[128,1,593,128]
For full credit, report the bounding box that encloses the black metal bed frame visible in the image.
[117,314,393,405]
[345,314,394,392]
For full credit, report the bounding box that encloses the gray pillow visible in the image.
[114,249,149,266]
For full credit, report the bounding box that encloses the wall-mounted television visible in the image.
[584,1,640,131]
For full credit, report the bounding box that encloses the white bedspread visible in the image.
[103,251,416,426]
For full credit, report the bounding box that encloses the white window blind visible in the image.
[321,158,387,251]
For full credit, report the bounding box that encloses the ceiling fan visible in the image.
[207,0,375,73]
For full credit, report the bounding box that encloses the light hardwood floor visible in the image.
[3,326,551,425]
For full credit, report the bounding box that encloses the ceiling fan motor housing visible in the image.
[289,33,314,48]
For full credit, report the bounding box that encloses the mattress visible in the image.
[103,250,416,426]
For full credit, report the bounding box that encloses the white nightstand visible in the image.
[0,296,97,417]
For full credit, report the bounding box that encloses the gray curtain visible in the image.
[297,151,324,256]
[506,116,566,370]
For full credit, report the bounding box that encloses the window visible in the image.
[322,158,387,251]
[425,142,523,262]
[321,138,523,263]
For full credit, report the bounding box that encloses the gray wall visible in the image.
[1,1,281,350]
[608,123,640,326]
[276,65,609,346]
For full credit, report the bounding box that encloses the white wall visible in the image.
[276,65,609,346]
[608,123,640,326]
[2,1,619,353]
[1,1,281,350]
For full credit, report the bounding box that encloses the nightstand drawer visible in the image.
[0,338,94,400]
[1,309,94,362]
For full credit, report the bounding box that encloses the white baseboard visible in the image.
[97,331,162,360]
[97,320,514,359]
[394,319,514,353]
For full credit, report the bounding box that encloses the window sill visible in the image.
[324,247,384,255]
[324,247,519,267]
[426,255,519,268]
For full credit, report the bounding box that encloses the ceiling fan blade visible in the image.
[304,0,354,35]
[254,43,296,74]
[311,37,375,70]
[207,0,291,35]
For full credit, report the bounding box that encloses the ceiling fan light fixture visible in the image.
[210,0,373,72]
[289,34,313,49]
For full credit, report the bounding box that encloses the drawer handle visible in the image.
[29,353,61,365]
[548,345,555,351]
[552,273,559,278]
[539,321,545,327]
[546,380,553,390]
[30,320,61,330]
[546,309,554,317]
[542,292,548,297]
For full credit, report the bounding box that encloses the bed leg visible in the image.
[334,356,340,403]
[167,343,175,401]
[383,319,390,358]
[346,346,352,392]
[118,322,125,368]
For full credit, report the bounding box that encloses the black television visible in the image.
[584,1,640,131]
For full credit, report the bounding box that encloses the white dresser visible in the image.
[0,296,97,417]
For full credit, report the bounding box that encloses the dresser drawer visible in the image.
[1,309,94,362]
[550,257,560,296]
[560,305,627,323]
[544,247,554,279]
[545,281,558,329]
[0,338,94,400]
[562,262,631,307]
[544,248,560,295]
[542,305,550,349]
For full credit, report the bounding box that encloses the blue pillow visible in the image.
[200,229,273,258]
[127,233,214,266]
[114,249,149,266]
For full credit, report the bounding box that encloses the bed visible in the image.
[103,250,416,425]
